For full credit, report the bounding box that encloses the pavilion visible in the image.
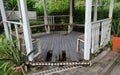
[0,0,114,65]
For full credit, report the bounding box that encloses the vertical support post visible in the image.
[14,24,20,50]
[17,0,22,22]
[108,0,114,42]
[19,0,33,61]
[84,0,92,60]
[43,0,50,33]
[109,0,114,18]
[93,0,98,21]
[68,0,73,33]
[0,0,10,40]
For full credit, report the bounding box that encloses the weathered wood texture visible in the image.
[33,31,83,62]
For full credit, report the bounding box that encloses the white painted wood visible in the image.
[17,0,22,22]
[8,23,13,41]
[100,19,111,47]
[43,0,48,32]
[0,0,10,40]
[91,22,100,53]
[5,21,22,25]
[68,0,73,33]
[50,16,51,24]
[53,16,55,24]
[77,39,79,52]
[19,0,33,61]
[14,24,21,50]
[43,0,50,33]
[93,0,98,21]
[108,0,114,43]
[51,16,52,24]
[109,0,114,18]
[48,16,54,24]
[84,0,92,60]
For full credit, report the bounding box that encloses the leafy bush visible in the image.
[0,35,34,75]
[0,62,15,75]
[112,19,120,37]
[4,0,35,11]
[35,0,69,15]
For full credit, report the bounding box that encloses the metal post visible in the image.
[0,0,10,40]
[84,0,92,60]
[19,0,33,61]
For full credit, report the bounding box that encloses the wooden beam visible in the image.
[84,0,92,60]
[0,0,10,40]
[19,0,33,61]
[109,0,114,18]
[93,0,98,21]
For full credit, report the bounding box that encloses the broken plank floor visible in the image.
[33,31,83,62]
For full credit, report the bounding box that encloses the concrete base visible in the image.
[51,50,119,75]
[28,49,119,75]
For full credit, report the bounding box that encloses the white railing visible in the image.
[100,19,111,47]
[48,16,55,24]
[4,21,41,58]
[4,21,22,50]
[91,18,111,53]
[37,15,69,25]
[91,22,100,53]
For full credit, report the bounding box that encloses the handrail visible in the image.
[4,21,22,25]
[30,24,45,28]
[30,23,84,28]
[92,18,111,24]
[38,15,69,18]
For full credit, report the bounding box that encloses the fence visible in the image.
[91,18,111,53]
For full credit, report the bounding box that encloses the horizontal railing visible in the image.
[4,20,41,59]
[3,21,22,50]
[5,21,22,25]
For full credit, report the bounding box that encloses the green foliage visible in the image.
[26,0,35,11]
[35,0,69,14]
[0,62,15,75]
[0,35,34,75]
[107,40,112,48]
[5,0,17,10]
[5,0,35,11]
[116,59,120,64]
[112,20,120,37]
[0,37,33,66]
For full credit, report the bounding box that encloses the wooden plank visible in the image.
[34,31,83,62]
[70,33,79,61]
